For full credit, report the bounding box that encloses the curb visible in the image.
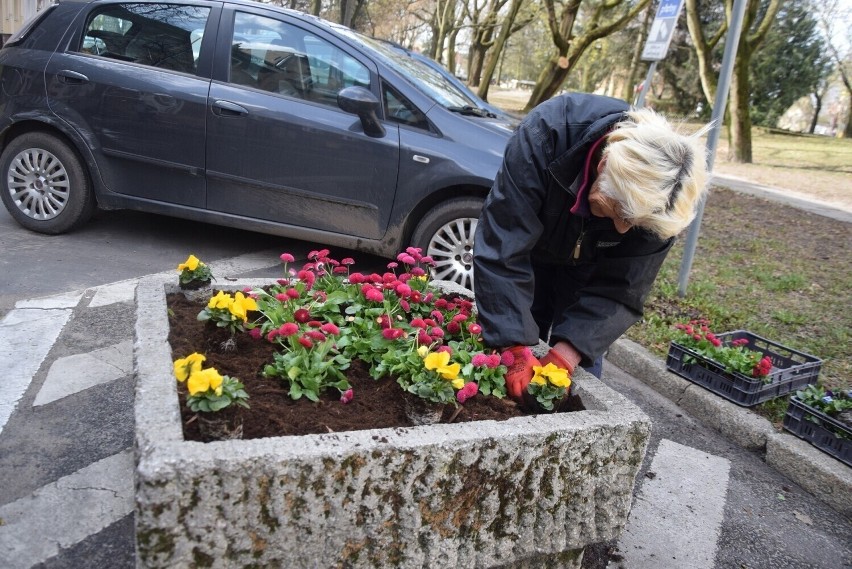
[608,338,852,517]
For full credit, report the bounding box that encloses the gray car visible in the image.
[0,0,514,287]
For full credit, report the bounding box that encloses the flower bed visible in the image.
[134,276,652,568]
[666,330,821,407]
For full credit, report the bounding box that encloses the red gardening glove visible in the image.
[503,345,542,401]
[540,348,576,375]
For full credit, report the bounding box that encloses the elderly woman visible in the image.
[472,92,709,401]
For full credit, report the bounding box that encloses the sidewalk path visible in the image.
[711,174,852,223]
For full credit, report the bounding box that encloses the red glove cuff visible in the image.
[541,348,575,374]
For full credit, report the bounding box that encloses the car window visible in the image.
[383,82,428,130]
[230,12,370,107]
[76,3,210,75]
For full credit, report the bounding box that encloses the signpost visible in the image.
[641,0,685,61]
[635,0,685,108]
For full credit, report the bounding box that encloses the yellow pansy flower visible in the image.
[178,254,201,272]
[533,363,571,388]
[417,345,429,358]
[424,351,461,380]
[530,370,547,385]
[208,290,233,310]
[187,367,224,396]
[174,352,206,382]
[451,377,465,389]
[228,291,257,322]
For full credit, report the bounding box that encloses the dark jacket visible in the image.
[473,92,673,364]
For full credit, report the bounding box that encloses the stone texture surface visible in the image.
[134,279,651,568]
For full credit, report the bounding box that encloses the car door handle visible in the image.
[212,100,248,117]
[57,70,89,84]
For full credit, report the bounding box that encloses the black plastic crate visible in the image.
[666,330,821,407]
[783,397,852,467]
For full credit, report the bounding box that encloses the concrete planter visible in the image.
[134,277,651,568]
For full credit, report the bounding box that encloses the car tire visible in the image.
[0,132,95,234]
[410,197,483,290]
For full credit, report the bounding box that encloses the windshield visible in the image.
[337,30,478,110]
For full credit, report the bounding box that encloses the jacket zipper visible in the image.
[573,220,586,260]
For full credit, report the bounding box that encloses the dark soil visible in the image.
[167,292,582,442]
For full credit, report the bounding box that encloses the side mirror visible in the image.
[337,86,386,138]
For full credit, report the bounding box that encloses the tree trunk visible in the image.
[623,4,654,102]
[729,48,752,162]
[524,55,570,112]
[809,92,822,134]
[478,0,528,99]
[469,45,488,87]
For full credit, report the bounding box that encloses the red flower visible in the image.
[446,321,461,334]
[430,327,445,338]
[313,291,327,302]
[348,272,365,284]
[421,256,435,266]
[321,323,340,335]
[400,300,411,312]
[286,288,300,299]
[472,354,489,367]
[248,328,262,340]
[298,336,313,349]
[410,318,427,329]
[382,328,404,340]
[340,388,354,404]
[341,258,355,266]
[279,323,299,336]
[500,350,515,366]
[307,320,323,328]
[456,382,479,404]
[486,354,501,368]
[397,253,416,265]
[279,253,295,263]
[306,330,326,342]
[396,283,412,297]
[275,293,288,302]
[417,330,433,345]
[430,310,445,324]
[437,345,453,355]
[467,323,482,335]
[266,330,279,342]
[364,287,384,303]
[435,298,448,309]
[294,308,311,323]
[333,266,348,274]
[387,261,398,269]
[410,267,426,277]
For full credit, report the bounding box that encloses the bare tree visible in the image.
[523,0,652,112]
[687,0,781,163]
[817,0,852,138]
[476,0,535,96]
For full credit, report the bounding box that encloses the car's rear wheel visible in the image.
[410,197,483,290]
[0,132,94,234]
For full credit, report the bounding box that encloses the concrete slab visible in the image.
[34,341,133,406]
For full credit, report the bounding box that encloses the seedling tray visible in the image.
[666,331,821,407]
[783,397,852,467]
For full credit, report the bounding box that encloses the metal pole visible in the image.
[677,0,748,296]
[635,61,657,108]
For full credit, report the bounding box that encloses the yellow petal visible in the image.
[424,351,450,371]
[451,377,465,389]
[439,363,461,380]
[187,370,210,395]
[417,346,429,358]
[174,358,189,382]
[531,373,546,385]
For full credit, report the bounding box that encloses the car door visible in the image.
[204,6,400,240]
[45,1,216,207]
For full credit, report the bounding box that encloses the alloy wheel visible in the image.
[7,147,70,221]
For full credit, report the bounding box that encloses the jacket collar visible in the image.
[548,111,626,195]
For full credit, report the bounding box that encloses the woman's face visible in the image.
[588,158,633,234]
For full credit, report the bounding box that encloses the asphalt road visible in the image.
[0,203,850,568]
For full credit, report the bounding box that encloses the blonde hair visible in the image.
[597,108,710,239]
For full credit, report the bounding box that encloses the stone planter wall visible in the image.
[134,278,651,569]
